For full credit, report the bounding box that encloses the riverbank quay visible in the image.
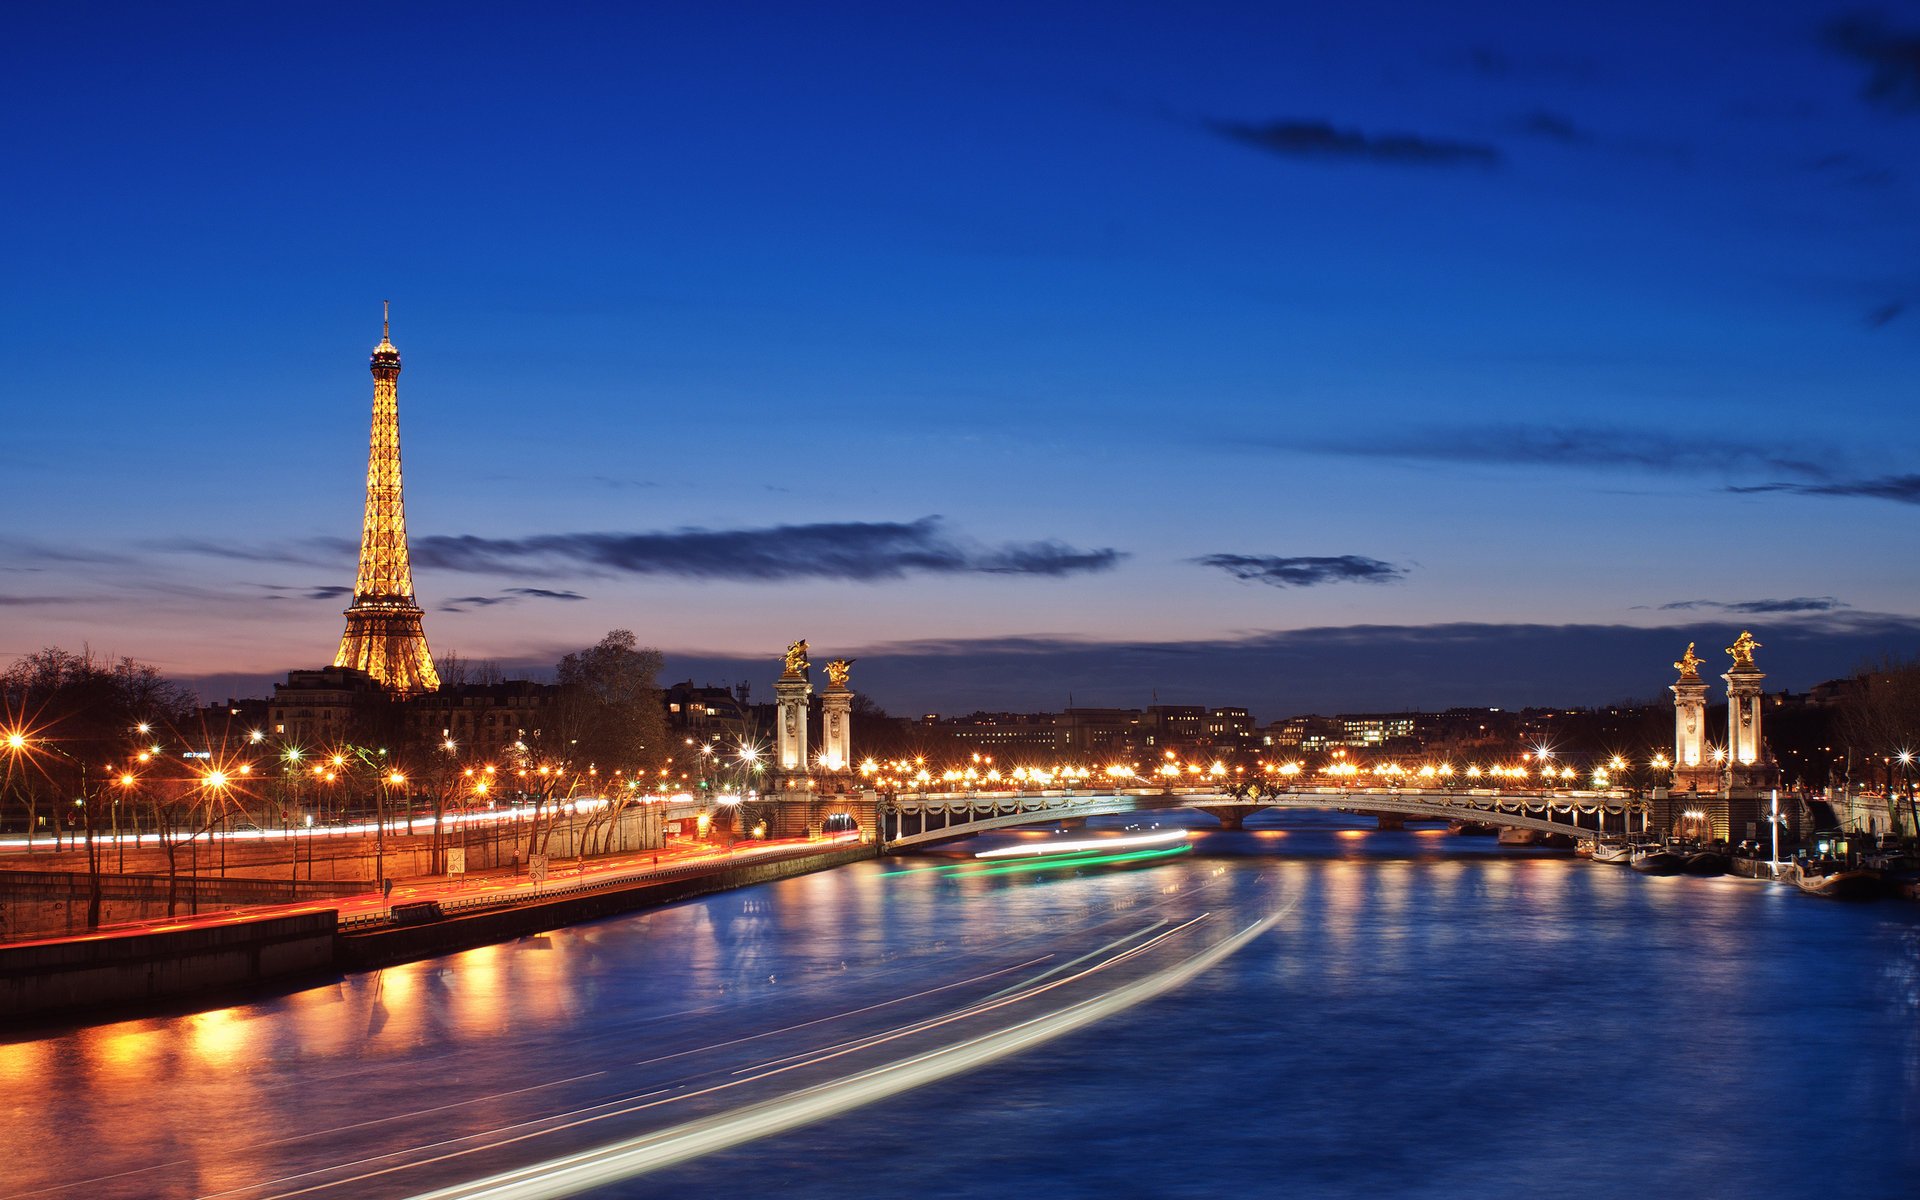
[337,839,875,969]
[0,838,876,1029]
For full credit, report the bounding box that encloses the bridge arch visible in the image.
[879,788,1642,851]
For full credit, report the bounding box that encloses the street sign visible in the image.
[529,853,549,885]
[447,847,466,875]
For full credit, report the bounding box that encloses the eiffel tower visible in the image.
[333,303,441,693]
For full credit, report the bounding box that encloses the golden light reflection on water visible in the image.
[91,1022,167,1084]
[449,942,509,1038]
[188,1007,251,1067]
[0,1036,53,1080]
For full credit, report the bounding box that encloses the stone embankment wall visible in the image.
[338,842,877,970]
[0,912,338,1024]
[0,841,875,1026]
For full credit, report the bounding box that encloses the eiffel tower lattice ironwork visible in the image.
[333,303,440,693]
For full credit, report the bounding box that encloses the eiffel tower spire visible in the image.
[333,304,440,693]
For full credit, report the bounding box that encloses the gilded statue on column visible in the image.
[1673,642,1701,680]
[825,658,854,689]
[1725,630,1761,670]
[783,639,810,677]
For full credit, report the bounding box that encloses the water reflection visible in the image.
[1,815,1915,1200]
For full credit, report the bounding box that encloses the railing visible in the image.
[337,838,863,932]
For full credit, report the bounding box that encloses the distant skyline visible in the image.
[7,1,1920,719]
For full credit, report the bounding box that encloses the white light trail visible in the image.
[972,828,1189,859]
[401,913,1276,1200]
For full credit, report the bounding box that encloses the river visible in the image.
[3,811,1917,1199]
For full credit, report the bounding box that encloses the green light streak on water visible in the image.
[885,843,1191,879]
[966,844,1189,876]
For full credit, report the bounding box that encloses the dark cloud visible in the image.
[174,537,355,567]
[411,518,1124,582]
[1826,14,1920,112]
[1729,474,1920,505]
[1811,151,1898,189]
[0,595,81,607]
[655,614,1920,719]
[587,476,659,490]
[1460,47,1599,83]
[1519,110,1592,144]
[1657,597,1849,615]
[1196,554,1407,587]
[1301,424,1829,479]
[441,587,589,613]
[1203,118,1501,168]
[255,583,353,602]
[1867,300,1905,328]
[440,595,514,612]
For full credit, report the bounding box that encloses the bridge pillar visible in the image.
[775,665,812,775]
[1375,813,1405,831]
[819,681,853,772]
[1208,805,1264,831]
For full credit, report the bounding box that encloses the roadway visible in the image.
[2,831,861,950]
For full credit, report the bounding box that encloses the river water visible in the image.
[4,812,1918,1200]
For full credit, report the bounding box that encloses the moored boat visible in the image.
[1630,844,1687,875]
[1496,827,1541,847]
[1784,859,1880,900]
[1591,841,1635,865]
[1681,850,1730,876]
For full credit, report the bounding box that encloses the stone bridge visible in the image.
[879,786,1645,850]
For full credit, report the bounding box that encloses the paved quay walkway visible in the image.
[3,833,861,949]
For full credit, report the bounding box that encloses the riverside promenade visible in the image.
[0,833,875,1027]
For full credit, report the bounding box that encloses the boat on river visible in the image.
[1591,841,1635,865]
[1630,844,1687,875]
[1783,858,1880,900]
[1681,849,1731,876]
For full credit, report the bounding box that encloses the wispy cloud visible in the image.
[1656,597,1849,615]
[413,518,1123,582]
[1825,14,1920,112]
[441,587,589,613]
[1729,474,1920,505]
[1519,110,1592,144]
[1866,300,1905,328]
[1203,118,1501,168]
[257,583,353,602]
[1195,554,1407,587]
[173,537,355,567]
[1301,424,1828,478]
[441,595,513,612]
[1459,47,1599,84]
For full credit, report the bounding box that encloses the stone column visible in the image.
[1669,642,1717,796]
[1722,631,1767,794]
[819,684,853,772]
[1724,669,1764,771]
[775,674,811,775]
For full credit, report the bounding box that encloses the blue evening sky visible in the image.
[5,1,1919,717]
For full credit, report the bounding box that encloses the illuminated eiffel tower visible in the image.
[333,303,441,693]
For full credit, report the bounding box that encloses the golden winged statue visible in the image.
[825,658,854,688]
[783,639,810,677]
[1673,642,1701,680]
[1726,630,1761,670]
